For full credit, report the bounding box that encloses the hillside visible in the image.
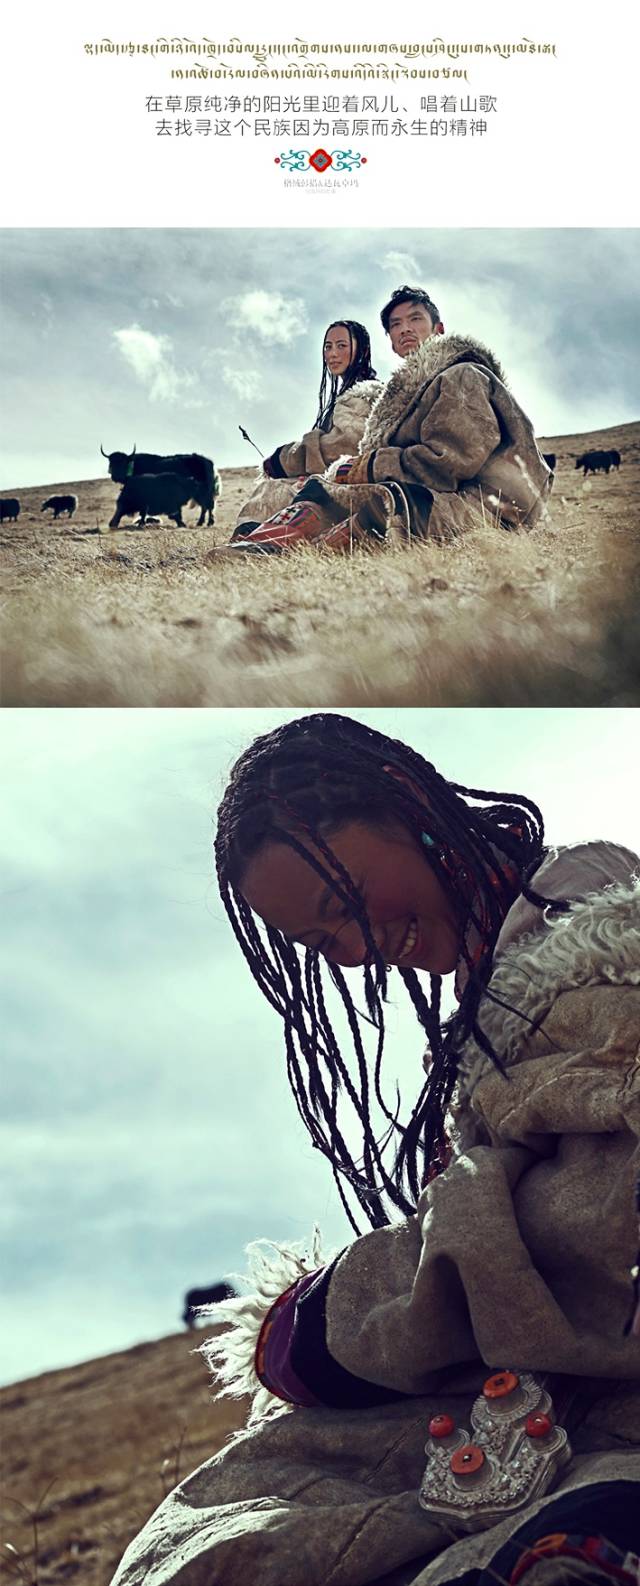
[0,1327,246,1585]
[1,421,638,706]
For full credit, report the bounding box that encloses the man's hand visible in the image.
[343,450,375,484]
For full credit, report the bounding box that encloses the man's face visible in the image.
[387,300,437,359]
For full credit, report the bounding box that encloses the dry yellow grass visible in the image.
[0,1329,246,1586]
[1,422,638,706]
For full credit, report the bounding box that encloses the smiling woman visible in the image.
[112,712,640,1586]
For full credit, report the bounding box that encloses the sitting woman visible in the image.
[231,319,382,540]
[112,713,640,1586]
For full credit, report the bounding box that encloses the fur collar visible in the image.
[336,377,384,410]
[361,332,507,452]
[459,877,640,1096]
[316,379,382,452]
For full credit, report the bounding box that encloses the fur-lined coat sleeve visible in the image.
[322,869,640,1397]
[277,380,383,477]
[369,363,503,492]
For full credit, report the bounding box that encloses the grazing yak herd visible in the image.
[0,445,221,531]
[0,443,623,531]
[100,445,219,528]
[1,492,79,524]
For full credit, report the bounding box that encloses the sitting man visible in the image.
[222,285,552,554]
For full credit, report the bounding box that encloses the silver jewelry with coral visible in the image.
[419,1370,572,1534]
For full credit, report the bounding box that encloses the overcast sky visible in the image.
[1,228,638,489]
[1,705,639,1386]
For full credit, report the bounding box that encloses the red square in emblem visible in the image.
[309,148,332,172]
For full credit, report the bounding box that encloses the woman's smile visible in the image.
[396,917,419,962]
[240,820,463,977]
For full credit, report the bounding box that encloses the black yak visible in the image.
[108,472,199,529]
[101,444,218,527]
[575,450,621,477]
[41,494,77,519]
[183,1282,237,1329]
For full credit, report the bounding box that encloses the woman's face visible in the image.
[240,819,464,975]
[323,325,355,378]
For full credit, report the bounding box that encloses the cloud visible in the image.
[380,250,421,277]
[37,292,55,335]
[112,323,198,404]
[3,230,639,486]
[225,290,308,345]
[223,365,264,401]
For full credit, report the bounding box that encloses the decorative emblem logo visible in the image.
[274,148,367,173]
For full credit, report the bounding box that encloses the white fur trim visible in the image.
[322,453,353,481]
[460,877,640,1095]
[333,378,384,416]
[198,1227,333,1427]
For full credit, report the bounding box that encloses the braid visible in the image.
[215,713,562,1231]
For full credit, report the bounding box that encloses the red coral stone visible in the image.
[450,1443,485,1475]
[428,1413,455,1438]
[483,1370,520,1399]
[525,1412,553,1438]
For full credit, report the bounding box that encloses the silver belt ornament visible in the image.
[418,1370,572,1534]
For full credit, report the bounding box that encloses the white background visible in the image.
[3,0,639,226]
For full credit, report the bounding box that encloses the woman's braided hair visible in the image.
[315,320,378,432]
[215,713,562,1232]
